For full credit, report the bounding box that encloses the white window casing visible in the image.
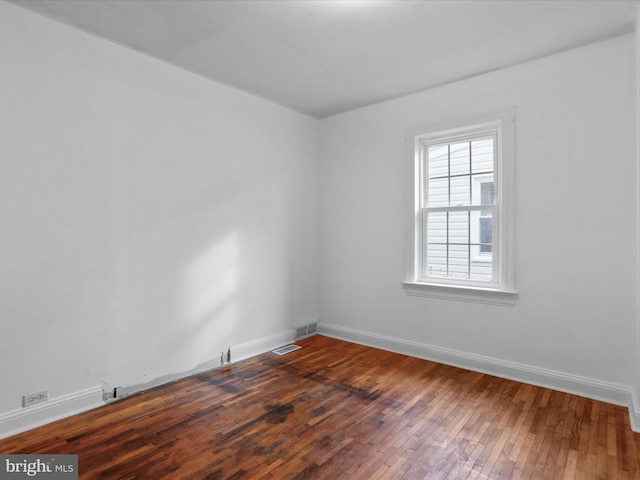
[403,108,517,305]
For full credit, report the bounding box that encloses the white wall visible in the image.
[0,0,318,427]
[319,35,636,401]
[1,0,638,436]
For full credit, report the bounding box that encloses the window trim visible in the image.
[403,108,517,305]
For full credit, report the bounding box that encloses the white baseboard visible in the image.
[112,329,297,399]
[0,330,296,440]
[318,322,639,432]
[0,386,104,440]
[231,329,296,362]
[5,326,635,437]
[629,390,640,432]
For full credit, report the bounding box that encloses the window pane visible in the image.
[471,138,494,174]
[448,244,470,279]
[428,145,449,178]
[480,180,494,219]
[470,263,492,281]
[427,177,448,207]
[470,210,480,245]
[448,211,469,245]
[424,212,447,278]
[479,217,492,253]
[470,210,492,254]
[450,176,470,206]
[425,244,447,278]
[425,212,447,245]
[480,182,494,205]
[471,174,494,207]
[449,142,470,176]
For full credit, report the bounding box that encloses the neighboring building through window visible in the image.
[405,109,516,302]
[478,180,494,254]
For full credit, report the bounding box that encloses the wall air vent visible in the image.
[294,322,318,340]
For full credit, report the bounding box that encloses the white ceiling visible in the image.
[8,0,640,118]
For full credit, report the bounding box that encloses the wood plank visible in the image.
[0,335,639,479]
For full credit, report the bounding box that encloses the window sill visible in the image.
[402,282,517,306]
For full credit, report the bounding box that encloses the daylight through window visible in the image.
[423,136,496,282]
[407,110,515,295]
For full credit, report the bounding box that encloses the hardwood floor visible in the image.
[1,335,639,479]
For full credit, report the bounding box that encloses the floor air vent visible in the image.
[272,344,301,355]
[294,322,318,340]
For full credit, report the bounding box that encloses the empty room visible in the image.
[1,0,640,478]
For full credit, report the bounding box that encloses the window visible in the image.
[404,110,516,303]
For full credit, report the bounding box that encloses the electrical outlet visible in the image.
[23,389,49,407]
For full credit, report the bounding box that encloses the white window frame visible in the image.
[403,109,517,305]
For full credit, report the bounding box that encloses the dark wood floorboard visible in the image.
[0,335,639,479]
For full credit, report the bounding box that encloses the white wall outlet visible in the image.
[23,389,49,407]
